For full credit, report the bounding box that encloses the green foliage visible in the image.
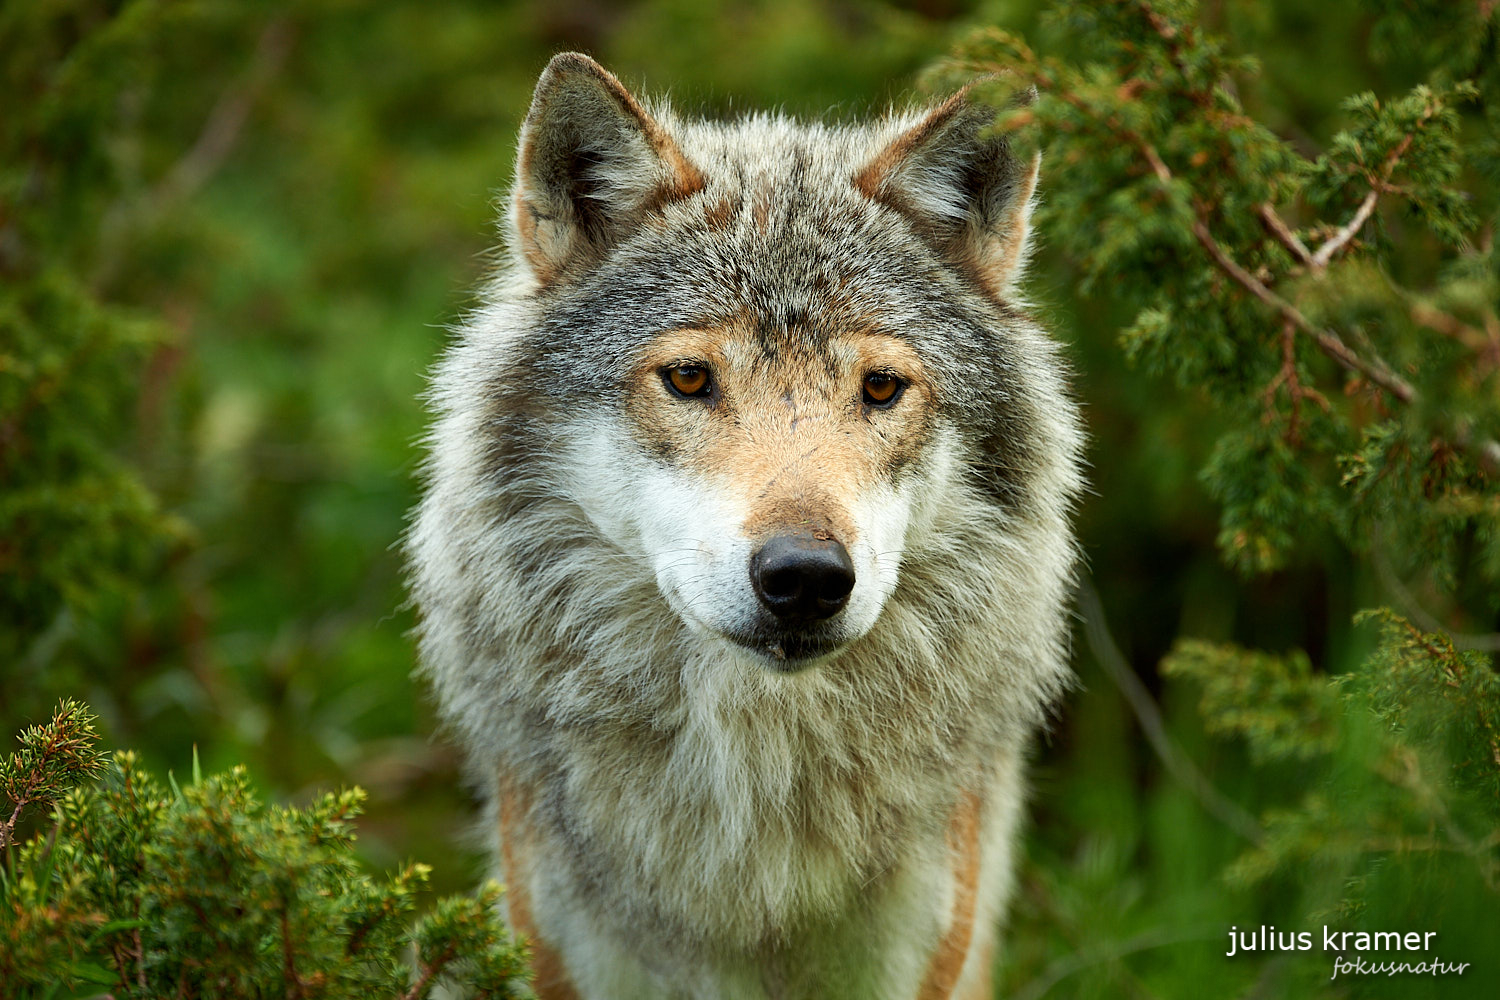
[1,703,529,998]
[0,700,109,852]
[1162,641,1339,763]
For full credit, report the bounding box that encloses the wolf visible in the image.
[408,52,1083,1000]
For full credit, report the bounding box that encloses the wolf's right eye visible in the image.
[663,365,712,398]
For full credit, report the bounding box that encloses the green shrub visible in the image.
[1,701,530,999]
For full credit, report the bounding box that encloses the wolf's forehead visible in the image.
[674,114,899,190]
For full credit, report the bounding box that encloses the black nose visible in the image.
[750,533,855,623]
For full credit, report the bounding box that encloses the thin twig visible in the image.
[281,905,304,999]
[1311,188,1379,268]
[92,17,295,292]
[400,945,455,1000]
[1409,302,1495,356]
[1078,579,1265,844]
[1097,121,1420,402]
[1257,203,1314,267]
[1053,77,1500,459]
[1308,118,1421,270]
[0,800,25,852]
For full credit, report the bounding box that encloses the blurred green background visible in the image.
[3,0,1495,996]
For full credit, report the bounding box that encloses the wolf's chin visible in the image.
[717,628,850,673]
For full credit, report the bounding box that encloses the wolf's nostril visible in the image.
[750,533,855,622]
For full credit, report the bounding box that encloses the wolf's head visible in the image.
[416,53,1079,693]
[446,53,1070,673]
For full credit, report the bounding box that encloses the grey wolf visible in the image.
[408,52,1083,1000]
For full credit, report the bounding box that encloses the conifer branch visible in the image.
[1064,99,1426,407]
[1409,302,1496,357]
[1308,113,1424,271]
[1123,136,1420,402]
[0,701,107,851]
[1373,546,1500,652]
[401,944,455,1000]
[1186,213,1418,403]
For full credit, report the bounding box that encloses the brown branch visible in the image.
[1049,85,1420,406]
[281,905,304,999]
[1045,66,1500,465]
[1052,75,1495,446]
[1140,142,1172,184]
[1261,319,1331,445]
[400,944,456,1000]
[1409,302,1495,356]
[0,799,25,851]
[1081,110,1425,405]
[1311,188,1379,268]
[1373,545,1500,652]
[1307,117,1423,270]
[1132,0,1212,106]
[1188,214,1419,402]
[1261,115,1423,278]
[133,922,147,991]
[1257,203,1315,267]
[109,939,133,991]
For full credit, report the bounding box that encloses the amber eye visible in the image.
[862,372,905,407]
[663,364,712,398]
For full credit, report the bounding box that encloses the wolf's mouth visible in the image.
[722,628,847,672]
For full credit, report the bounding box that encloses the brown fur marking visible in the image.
[703,193,738,231]
[561,58,706,205]
[499,774,582,1000]
[915,791,984,1000]
[514,192,558,287]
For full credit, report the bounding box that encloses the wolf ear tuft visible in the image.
[853,88,1040,300]
[511,53,705,286]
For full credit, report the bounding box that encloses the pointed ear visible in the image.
[853,89,1040,300]
[511,53,706,286]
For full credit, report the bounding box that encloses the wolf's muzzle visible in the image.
[749,532,855,623]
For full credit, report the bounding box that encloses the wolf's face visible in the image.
[570,320,941,666]
[495,54,1056,671]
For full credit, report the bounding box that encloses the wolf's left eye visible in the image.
[663,364,712,398]
[862,372,905,408]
